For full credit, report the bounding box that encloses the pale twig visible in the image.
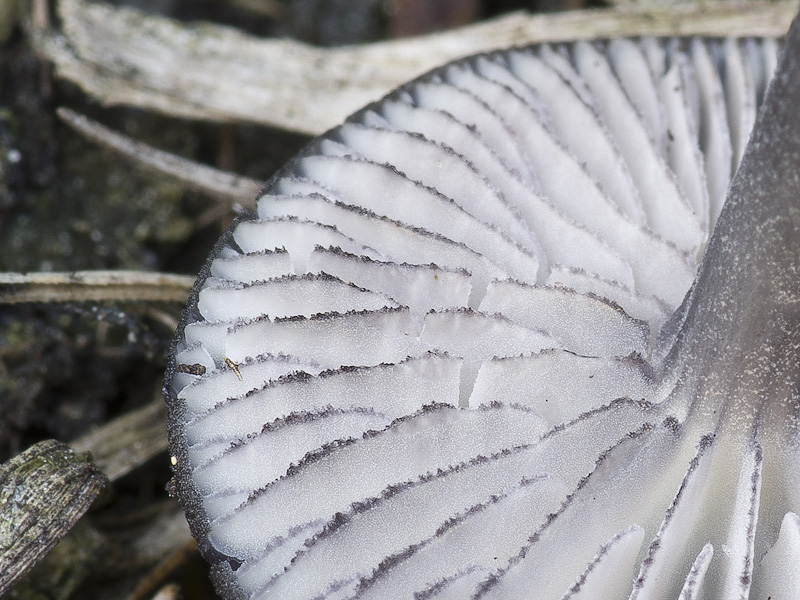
[124,541,196,600]
[0,440,107,595]
[57,107,262,208]
[142,305,181,333]
[39,0,797,136]
[147,583,182,600]
[71,393,168,482]
[0,270,195,304]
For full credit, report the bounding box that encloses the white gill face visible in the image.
[166,29,800,600]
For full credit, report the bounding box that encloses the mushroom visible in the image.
[165,13,800,600]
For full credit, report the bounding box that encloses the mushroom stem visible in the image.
[660,14,800,432]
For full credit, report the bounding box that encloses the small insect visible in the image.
[224,358,243,381]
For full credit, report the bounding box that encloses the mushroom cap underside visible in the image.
[165,26,800,600]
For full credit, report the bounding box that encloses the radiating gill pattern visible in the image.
[166,34,800,599]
